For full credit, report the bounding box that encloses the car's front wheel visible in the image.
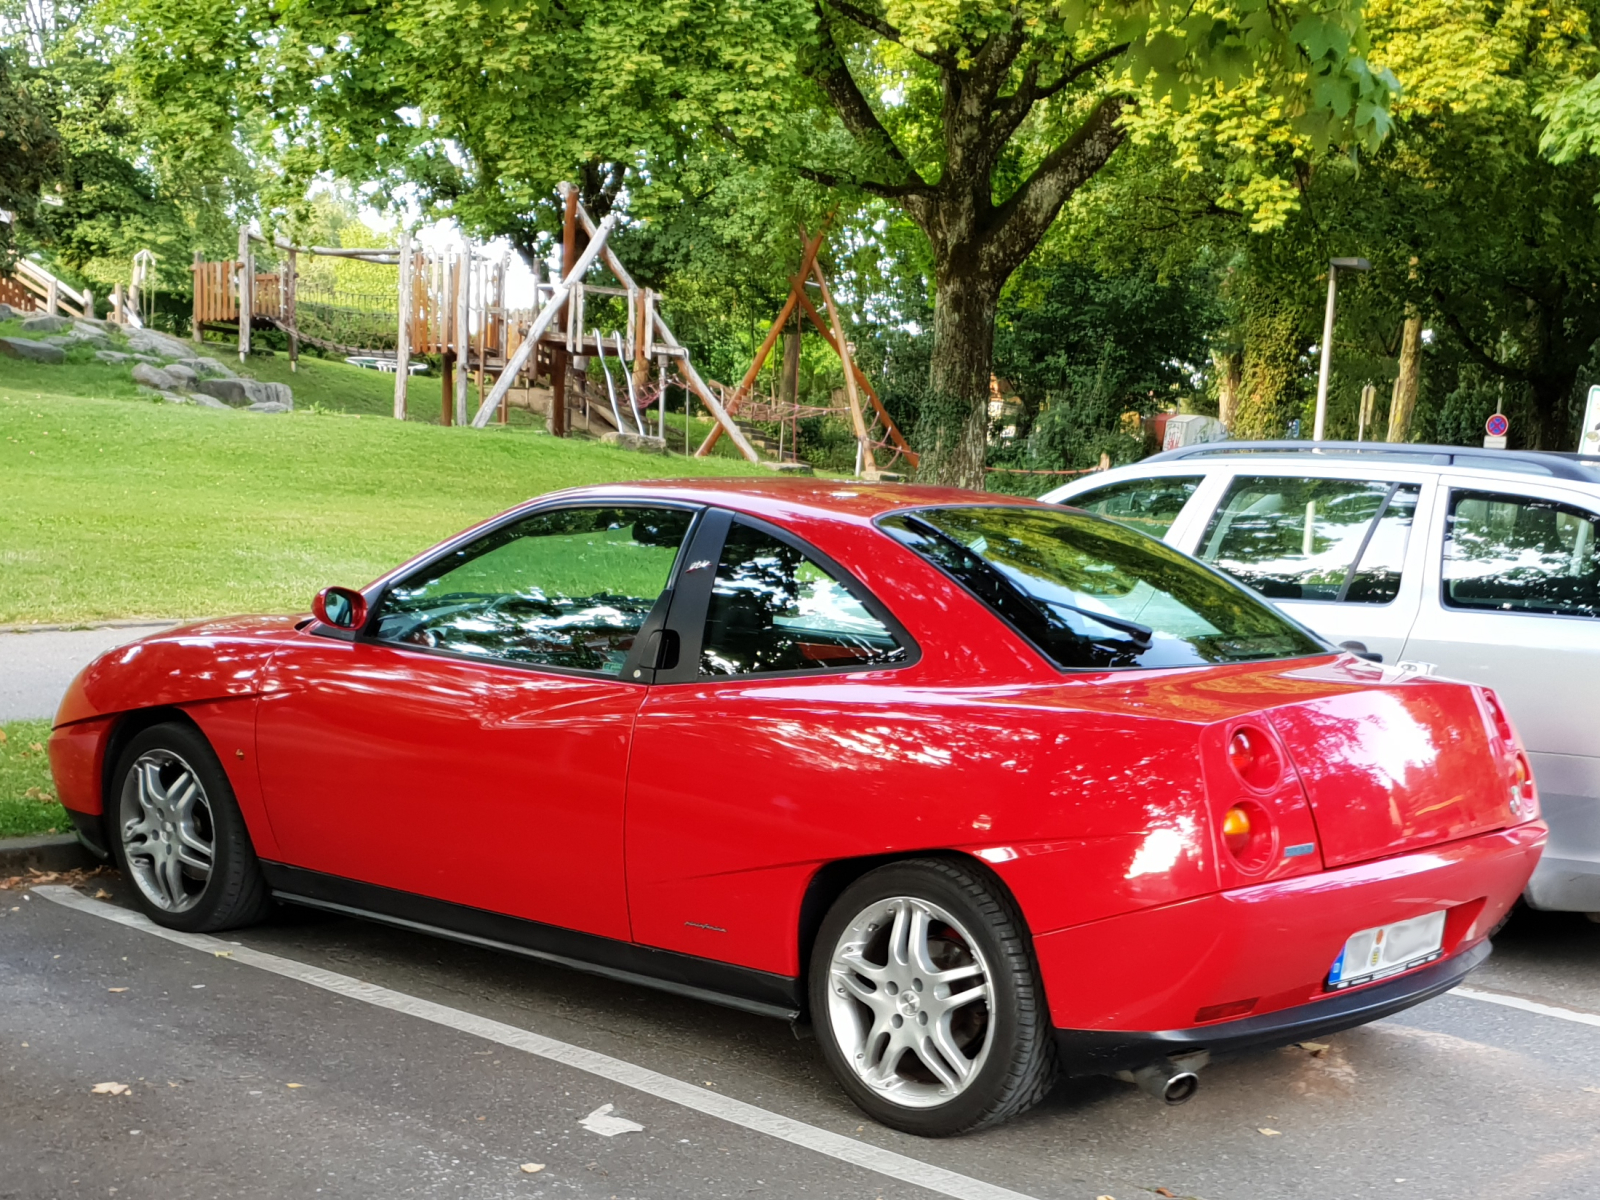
[808,858,1059,1136]
[109,721,271,932]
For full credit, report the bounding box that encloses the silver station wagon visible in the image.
[1043,441,1600,919]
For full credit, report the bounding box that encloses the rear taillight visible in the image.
[1220,799,1274,870]
[1228,727,1281,790]
[1476,687,1538,821]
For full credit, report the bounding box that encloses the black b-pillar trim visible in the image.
[259,862,801,1021]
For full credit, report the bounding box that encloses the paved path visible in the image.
[4,876,1599,1200]
[0,625,175,722]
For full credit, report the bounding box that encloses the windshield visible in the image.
[879,506,1327,670]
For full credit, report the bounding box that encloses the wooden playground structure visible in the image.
[188,183,912,474]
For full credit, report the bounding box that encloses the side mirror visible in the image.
[313,586,368,630]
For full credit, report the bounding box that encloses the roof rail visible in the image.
[1144,440,1600,484]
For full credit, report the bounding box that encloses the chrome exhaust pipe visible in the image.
[1129,1059,1200,1105]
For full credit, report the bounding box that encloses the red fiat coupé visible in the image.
[50,480,1544,1135]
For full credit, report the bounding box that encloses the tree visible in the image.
[108,0,1392,481]
[0,48,61,271]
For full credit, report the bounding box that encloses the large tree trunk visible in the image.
[1214,350,1242,430]
[1386,313,1422,443]
[925,264,1004,489]
[1233,303,1304,439]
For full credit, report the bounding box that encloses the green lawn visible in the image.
[0,345,772,625]
[0,720,66,838]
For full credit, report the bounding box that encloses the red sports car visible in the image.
[49,481,1544,1135]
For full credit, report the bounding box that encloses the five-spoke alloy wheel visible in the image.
[810,859,1058,1136]
[109,722,271,932]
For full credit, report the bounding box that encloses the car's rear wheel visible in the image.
[808,858,1058,1136]
[109,721,271,932]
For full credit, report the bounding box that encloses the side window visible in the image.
[700,522,907,675]
[1443,490,1600,617]
[1065,476,1202,538]
[371,506,694,672]
[1199,476,1419,604]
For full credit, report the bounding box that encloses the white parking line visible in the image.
[1454,985,1600,1030]
[33,886,1039,1200]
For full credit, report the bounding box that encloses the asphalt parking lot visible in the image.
[4,631,1600,1199]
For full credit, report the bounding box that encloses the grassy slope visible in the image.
[0,338,771,624]
[0,720,65,838]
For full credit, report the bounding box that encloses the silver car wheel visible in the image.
[119,748,214,914]
[825,895,994,1109]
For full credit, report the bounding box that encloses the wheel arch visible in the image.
[99,706,206,834]
[794,849,1034,1021]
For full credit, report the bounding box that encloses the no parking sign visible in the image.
[1484,412,1508,449]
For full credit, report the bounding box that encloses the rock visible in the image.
[762,461,814,475]
[95,350,132,364]
[0,303,16,321]
[189,393,232,410]
[247,401,292,413]
[19,314,71,334]
[126,329,195,360]
[195,378,292,408]
[71,321,110,340]
[130,354,163,365]
[160,392,191,404]
[179,357,234,379]
[162,362,198,389]
[131,362,179,391]
[38,336,74,347]
[600,432,667,454]
[0,336,65,363]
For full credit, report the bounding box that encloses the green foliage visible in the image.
[0,49,61,271]
[0,721,65,839]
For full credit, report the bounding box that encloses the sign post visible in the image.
[1484,412,1509,450]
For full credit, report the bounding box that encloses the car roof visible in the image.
[541,477,1045,524]
[1144,440,1600,484]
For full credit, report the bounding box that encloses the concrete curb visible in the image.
[0,619,183,636]
[0,833,96,874]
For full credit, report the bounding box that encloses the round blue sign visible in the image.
[1486,413,1509,437]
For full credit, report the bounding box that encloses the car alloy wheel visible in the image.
[825,895,995,1107]
[119,747,216,914]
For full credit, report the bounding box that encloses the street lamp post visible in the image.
[1313,256,1371,441]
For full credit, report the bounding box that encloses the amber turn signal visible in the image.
[1222,805,1252,855]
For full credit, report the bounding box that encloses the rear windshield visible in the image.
[879,506,1327,670]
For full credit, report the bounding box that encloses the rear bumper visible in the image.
[1053,940,1489,1075]
[1034,822,1543,1056]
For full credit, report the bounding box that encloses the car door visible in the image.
[253,503,698,939]
[1401,479,1600,907]
[623,510,919,977]
[1175,469,1435,664]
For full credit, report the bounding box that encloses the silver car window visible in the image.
[1199,476,1420,605]
[1061,476,1202,539]
[1443,489,1600,618]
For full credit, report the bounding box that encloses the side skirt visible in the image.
[259,862,801,1022]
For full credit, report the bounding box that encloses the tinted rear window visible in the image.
[879,506,1326,670]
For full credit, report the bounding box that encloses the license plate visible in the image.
[1327,911,1447,990]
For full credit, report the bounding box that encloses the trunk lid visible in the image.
[1267,678,1511,867]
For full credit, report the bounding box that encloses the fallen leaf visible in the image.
[1258,1128,1282,1136]
[214,950,232,958]
[286,1083,303,1089]
[519,1163,546,1174]
[0,728,9,743]
[108,987,128,993]
[91,1082,131,1096]
[1297,1041,1330,1056]
[1156,1190,1177,1198]
[93,889,111,900]
[1583,1086,1600,1094]
[1096,1195,1115,1200]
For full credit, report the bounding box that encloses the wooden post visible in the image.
[285,246,299,372]
[441,250,455,426]
[46,275,58,316]
[394,229,412,420]
[474,247,488,420]
[658,353,667,441]
[455,242,471,426]
[191,250,203,340]
[237,226,251,361]
[110,284,123,325]
[814,262,874,474]
[554,190,579,437]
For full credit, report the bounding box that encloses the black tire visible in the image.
[808,857,1059,1136]
[107,720,272,933]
